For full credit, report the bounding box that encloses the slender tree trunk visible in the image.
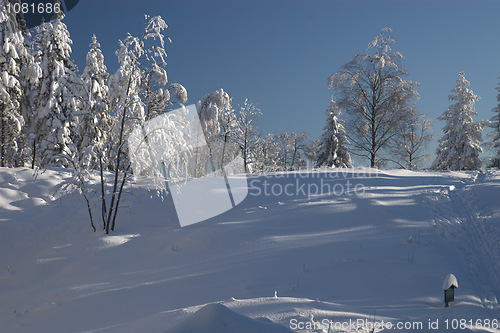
[371,116,377,168]
[111,168,128,231]
[86,197,96,232]
[106,65,135,233]
[31,137,36,169]
[220,134,228,172]
[243,128,248,173]
[106,107,127,233]
[243,141,248,173]
[0,116,5,167]
[106,150,123,233]
[79,177,96,232]
[290,148,297,171]
[99,154,107,230]
[68,155,97,232]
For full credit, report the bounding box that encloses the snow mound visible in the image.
[100,233,140,249]
[165,303,293,333]
[442,273,459,289]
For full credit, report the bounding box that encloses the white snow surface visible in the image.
[442,274,459,290]
[1,167,499,333]
[166,303,293,333]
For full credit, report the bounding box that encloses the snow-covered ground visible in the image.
[1,167,499,333]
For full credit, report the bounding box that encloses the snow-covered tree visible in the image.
[431,72,487,171]
[77,34,111,168]
[196,89,230,141]
[253,133,280,172]
[304,139,319,168]
[315,98,351,168]
[391,110,433,170]
[102,15,188,233]
[108,16,187,173]
[276,132,308,171]
[289,132,308,170]
[0,0,40,167]
[489,78,500,168]
[251,131,308,172]
[142,72,187,121]
[234,99,261,172]
[31,17,81,168]
[328,28,418,168]
[195,89,232,172]
[218,97,237,170]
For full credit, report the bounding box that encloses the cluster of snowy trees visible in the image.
[0,3,191,232]
[256,131,309,172]
[316,28,500,171]
[195,89,311,173]
[0,5,183,172]
[317,28,429,170]
[0,4,311,175]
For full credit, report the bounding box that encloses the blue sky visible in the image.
[61,0,500,166]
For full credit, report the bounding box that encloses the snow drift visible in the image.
[165,303,293,333]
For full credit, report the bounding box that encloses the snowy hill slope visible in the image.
[0,167,499,333]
